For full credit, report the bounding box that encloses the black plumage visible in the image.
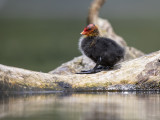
[78,24,125,74]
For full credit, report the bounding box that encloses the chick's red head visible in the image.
[81,24,99,36]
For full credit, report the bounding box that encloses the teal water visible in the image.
[0,91,160,120]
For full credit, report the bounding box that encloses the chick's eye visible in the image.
[87,28,91,31]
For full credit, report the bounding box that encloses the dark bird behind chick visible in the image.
[78,24,125,74]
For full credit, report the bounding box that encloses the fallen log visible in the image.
[0,50,160,91]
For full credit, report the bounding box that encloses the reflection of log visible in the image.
[1,50,160,91]
[1,93,158,120]
[0,0,160,91]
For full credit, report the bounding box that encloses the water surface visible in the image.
[0,91,160,120]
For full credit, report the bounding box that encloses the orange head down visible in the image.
[81,24,99,37]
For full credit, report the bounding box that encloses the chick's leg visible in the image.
[76,57,102,74]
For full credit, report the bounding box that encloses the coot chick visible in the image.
[77,24,125,74]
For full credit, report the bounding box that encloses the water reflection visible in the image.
[0,91,160,120]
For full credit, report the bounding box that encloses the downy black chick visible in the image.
[78,24,125,74]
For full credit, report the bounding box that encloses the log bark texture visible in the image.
[0,0,159,92]
[0,50,160,92]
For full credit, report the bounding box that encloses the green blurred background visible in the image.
[0,0,160,72]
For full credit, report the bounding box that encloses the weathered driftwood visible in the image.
[0,50,160,92]
[87,0,144,58]
[0,0,160,92]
